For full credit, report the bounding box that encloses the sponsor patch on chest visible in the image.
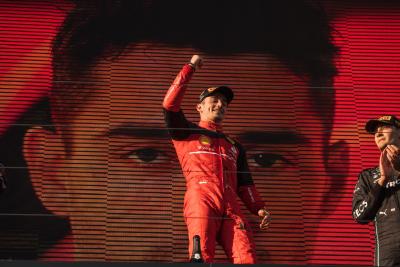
[371,168,380,180]
[199,135,212,146]
[386,178,400,188]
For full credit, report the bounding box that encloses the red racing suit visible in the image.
[163,64,266,263]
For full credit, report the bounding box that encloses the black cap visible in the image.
[365,115,400,134]
[199,86,234,104]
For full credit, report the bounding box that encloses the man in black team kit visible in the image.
[353,115,400,267]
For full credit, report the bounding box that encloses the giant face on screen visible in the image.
[22,0,346,263]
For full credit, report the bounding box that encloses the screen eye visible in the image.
[129,148,160,163]
[254,153,282,167]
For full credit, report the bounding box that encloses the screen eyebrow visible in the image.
[105,124,169,138]
[238,131,308,144]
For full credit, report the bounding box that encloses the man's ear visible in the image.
[23,126,69,216]
[196,103,202,113]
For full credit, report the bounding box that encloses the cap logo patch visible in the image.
[199,135,212,146]
[207,87,217,93]
[379,116,392,121]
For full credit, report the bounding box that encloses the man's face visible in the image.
[374,124,400,150]
[28,43,340,263]
[197,93,227,123]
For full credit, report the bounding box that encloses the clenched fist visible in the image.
[258,209,271,231]
[189,55,203,70]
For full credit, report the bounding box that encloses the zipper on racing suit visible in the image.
[217,137,225,195]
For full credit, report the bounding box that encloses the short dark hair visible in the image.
[51,0,338,145]
[53,1,337,79]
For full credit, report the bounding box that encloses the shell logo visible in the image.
[199,135,212,146]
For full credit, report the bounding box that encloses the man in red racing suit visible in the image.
[162,55,270,263]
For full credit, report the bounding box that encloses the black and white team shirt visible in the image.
[352,167,400,266]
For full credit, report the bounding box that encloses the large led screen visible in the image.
[1,1,399,265]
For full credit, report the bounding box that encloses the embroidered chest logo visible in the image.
[199,135,212,146]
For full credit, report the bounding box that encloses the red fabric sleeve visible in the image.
[162,64,195,112]
[238,184,266,216]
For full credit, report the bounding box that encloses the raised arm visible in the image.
[162,55,203,111]
[163,55,203,140]
[352,148,398,223]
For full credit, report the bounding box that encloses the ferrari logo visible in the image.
[199,135,212,146]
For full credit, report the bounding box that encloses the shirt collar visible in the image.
[198,120,223,132]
